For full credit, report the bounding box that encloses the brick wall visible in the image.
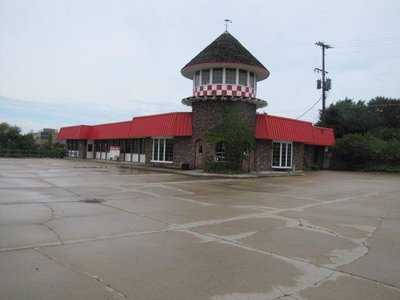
[304,145,315,169]
[255,139,272,171]
[192,99,257,167]
[293,142,304,170]
[172,137,194,168]
[78,141,87,159]
[144,138,152,165]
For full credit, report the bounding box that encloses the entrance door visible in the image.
[194,140,204,169]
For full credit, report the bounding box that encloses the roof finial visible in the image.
[224,19,232,32]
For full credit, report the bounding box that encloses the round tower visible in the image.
[181,31,269,168]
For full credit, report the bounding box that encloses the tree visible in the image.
[317,99,377,138]
[367,97,400,128]
[318,97,400,137]
[206,107,255,171]
[0,122,22,150]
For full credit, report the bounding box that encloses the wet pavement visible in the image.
[0,158,399,300]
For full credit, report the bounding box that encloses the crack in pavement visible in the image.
[178,229,400,299]
[34,248,128,299]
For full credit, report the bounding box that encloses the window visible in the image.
[212,68,223,84]
[131,139,144,154]
[215,142,226,161]
[249,72,255,88]
[272,141,292,168]
[201,69,210,85]
[194,71,200,87]
[87,144,93,152]
[239,69,247,85]
[225,68,236,84]
[152,138,173,162]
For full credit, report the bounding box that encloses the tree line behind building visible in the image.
[0,123,65,158]
[318,96,400,172]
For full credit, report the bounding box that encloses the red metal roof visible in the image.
[256,114,335,146]
[90,121,132,140]
[57,112,334,146]
[57,112,192,141]
[57,125,91,140]
[130,112,192,137]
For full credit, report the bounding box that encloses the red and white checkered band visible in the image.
[193,84,255,98]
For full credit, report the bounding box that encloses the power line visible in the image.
[296,97,322,119]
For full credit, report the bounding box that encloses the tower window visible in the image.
[212,68,223,84]
[249,72,255,88]
[201,69,210,85]
[194,71,200,87]
[239,69,247,85]
[225,68,236,84]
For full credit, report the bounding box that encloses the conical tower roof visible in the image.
[181,32,269,80]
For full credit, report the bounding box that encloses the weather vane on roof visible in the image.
[224,19,232,32]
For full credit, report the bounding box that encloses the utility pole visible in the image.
[315,41,333,113]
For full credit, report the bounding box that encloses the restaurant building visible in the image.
[58,31,334,171]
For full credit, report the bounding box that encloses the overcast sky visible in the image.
[1,0,399,132]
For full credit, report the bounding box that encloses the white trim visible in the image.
[151,138,173,163]
[271,141,293,169]
[157,139,160,161]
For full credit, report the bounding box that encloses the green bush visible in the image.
[381,139,400,161]
[334,133,400,170]
[334,134,381,163]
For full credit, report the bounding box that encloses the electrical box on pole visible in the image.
[325,78,331,91]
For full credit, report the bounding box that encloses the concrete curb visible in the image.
[64,158,304,178]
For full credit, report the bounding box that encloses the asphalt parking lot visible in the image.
[0,158,399,300]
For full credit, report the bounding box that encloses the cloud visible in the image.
[0,0,399,130]
[0,96,188,132]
